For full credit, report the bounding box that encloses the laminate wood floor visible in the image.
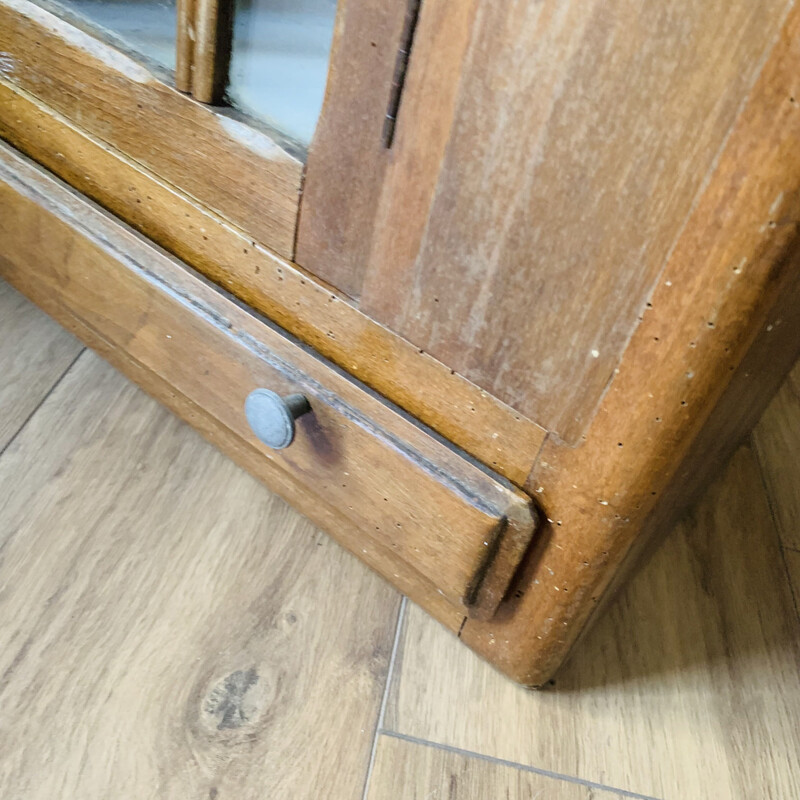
[1,279,798,799]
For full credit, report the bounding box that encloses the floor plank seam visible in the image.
[750,432,787,543]
[376,730,663,800]
[0,346,85,460]
[750,434,800,622]
[360,595,407,800]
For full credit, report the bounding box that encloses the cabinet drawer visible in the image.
[0,143,538,620]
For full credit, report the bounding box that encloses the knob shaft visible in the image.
[245,389,311,450]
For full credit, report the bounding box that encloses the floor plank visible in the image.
[785,549,800,620]
[753,363,800,549]
[385,446,800,800]
[0,351,400,799]
[0,279,82,450]
[366,734,636,800]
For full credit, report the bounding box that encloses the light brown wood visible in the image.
[192,0,232,104]
[0,77,547,486]
[385,446,800,799]
[754,363,800,549]
[0,349,400,798]
[366,735,629,800]
[175,0,195,92]
[0,279,82,450]
[0,0,302,259]
[0,142,537,619]
[456,4,800,684]
[300,0,791,443]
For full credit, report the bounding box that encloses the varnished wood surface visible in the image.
[299,0,791,442]
[175,0,196,92]
[0,142,537,619]
[385,446,800,800]
[754,363,800,549]
[3,291,798,799]
[0,349,400,799]
[458,3,800,684]
[0,279,82,450]
[192,0,232,104]
[0,0,302,259]
[0,78,546,487]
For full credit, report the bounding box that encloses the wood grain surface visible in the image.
[0,78,546,487]
[2,282,799,799]
[0,279,82,450]
[0,351,400,799]
[457,4,800,683]
[786,550,800,610]
[366,735,631,800]
[300,0,791,442]
[385,446,800,800]
[175,0,195,92]
[192,0,233,104]
[0,142,537,619]
[0,0,302,258]
[754,363,800,549]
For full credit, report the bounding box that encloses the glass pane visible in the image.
[229,0,337,147]
[59,0,177,71]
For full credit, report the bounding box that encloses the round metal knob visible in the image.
[245,389,311,450]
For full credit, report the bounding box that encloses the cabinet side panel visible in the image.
[352,0,791,443]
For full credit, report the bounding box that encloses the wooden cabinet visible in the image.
[1,0,799,684]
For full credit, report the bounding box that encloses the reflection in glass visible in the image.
[59,0,177,71]
[230,0,337,147]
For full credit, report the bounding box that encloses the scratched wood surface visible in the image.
[0,279,82,450]
[0,349,401,799]
[299,0,791,443]
[754,363,800,549]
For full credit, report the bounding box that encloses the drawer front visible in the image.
[0,143,538,619]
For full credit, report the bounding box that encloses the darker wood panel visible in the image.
[0,0,302,258]
[295,0,408,297]
[308,0,790,443]
[0,142,537,620]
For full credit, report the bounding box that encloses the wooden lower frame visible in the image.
[0,143,538,623]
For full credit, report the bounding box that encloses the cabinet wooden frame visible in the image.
[1,0,799,686]
[0,142,540,622]
[299,0,795,446]
[0,76,547,487]
[0,0,548,488]
[0,0,302,259]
